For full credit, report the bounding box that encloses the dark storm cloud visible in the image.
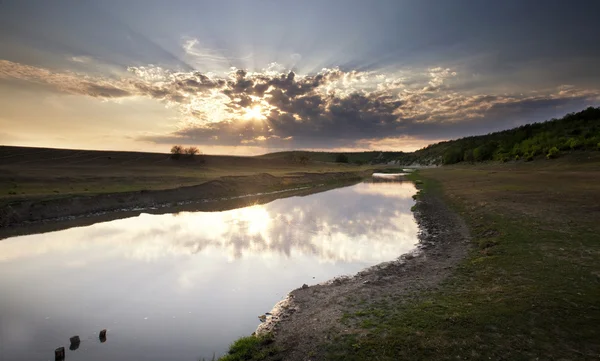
[136,65,599,148]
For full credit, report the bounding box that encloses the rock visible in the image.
[302,284,309,289]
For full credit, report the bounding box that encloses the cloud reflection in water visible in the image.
[0,181,418,264]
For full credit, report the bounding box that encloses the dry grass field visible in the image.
[0,146,372,203]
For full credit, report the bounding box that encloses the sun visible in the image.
[243,105,266,120]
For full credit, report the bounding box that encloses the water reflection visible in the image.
[0,178,418,361]
[0,182,417,264]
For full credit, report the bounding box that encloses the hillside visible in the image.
[0,146,369,200]
[393,107,600,166]
[258,150,406,165]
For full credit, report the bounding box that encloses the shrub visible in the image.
[442,148,463,165]
[515,155,520,161]
[524,153,534,162]
[546,146,560,159]
[298,155,310,165]
[567,138,583,150]
[463,149,474,163]
[184,146,200,156]
[335,154,349,163]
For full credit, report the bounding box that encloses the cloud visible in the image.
[69,55,94,64]
[0,60,133,98]
[181,37,253,68]
[1,59,599,150]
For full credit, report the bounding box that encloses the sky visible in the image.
[1,0,599,155]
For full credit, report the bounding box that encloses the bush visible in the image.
[299,155,310,165]
[335,154,349,163]
[546,147,560,159]
[463,149,474,163]
[170,145,183,159]
[524,153,534,162]
[442,148,463,165]
[567,138,583,150]
[184,146,200,156]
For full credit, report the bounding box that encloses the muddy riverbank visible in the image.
[0,171,372,230]
[250,181,470,360]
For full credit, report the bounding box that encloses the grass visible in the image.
[0,145,377,202]
[325,159,600,360]
[219,334,281,361]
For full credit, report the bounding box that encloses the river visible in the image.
[0,174,418,360]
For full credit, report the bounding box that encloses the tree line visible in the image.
[395,107,600,165]
[170,145,202,160]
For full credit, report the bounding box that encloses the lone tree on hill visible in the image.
[170,145,184,159]
[185,146,200,156]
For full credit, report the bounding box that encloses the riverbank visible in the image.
[220,158,600,360]
[219,173,471,361]
[0,170,372,229]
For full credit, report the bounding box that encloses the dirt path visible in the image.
[252,183,471,360]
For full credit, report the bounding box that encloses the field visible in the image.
[0,146,373,203]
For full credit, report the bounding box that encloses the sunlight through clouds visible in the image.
[1,57,599,150]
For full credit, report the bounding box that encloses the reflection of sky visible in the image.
[0,180,418,360]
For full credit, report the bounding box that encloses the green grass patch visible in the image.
[218,334,281,361]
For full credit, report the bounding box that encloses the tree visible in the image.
[335,154,349,163]
[185,146,200,156]
[442,148,462,165]
[463,149,474,163]
[170,145,184,159]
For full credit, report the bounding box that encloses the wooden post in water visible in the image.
[69,335,81,351]
[54,347,65,361]
[99,329,107,343]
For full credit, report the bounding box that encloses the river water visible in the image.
[0,175,418,360]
